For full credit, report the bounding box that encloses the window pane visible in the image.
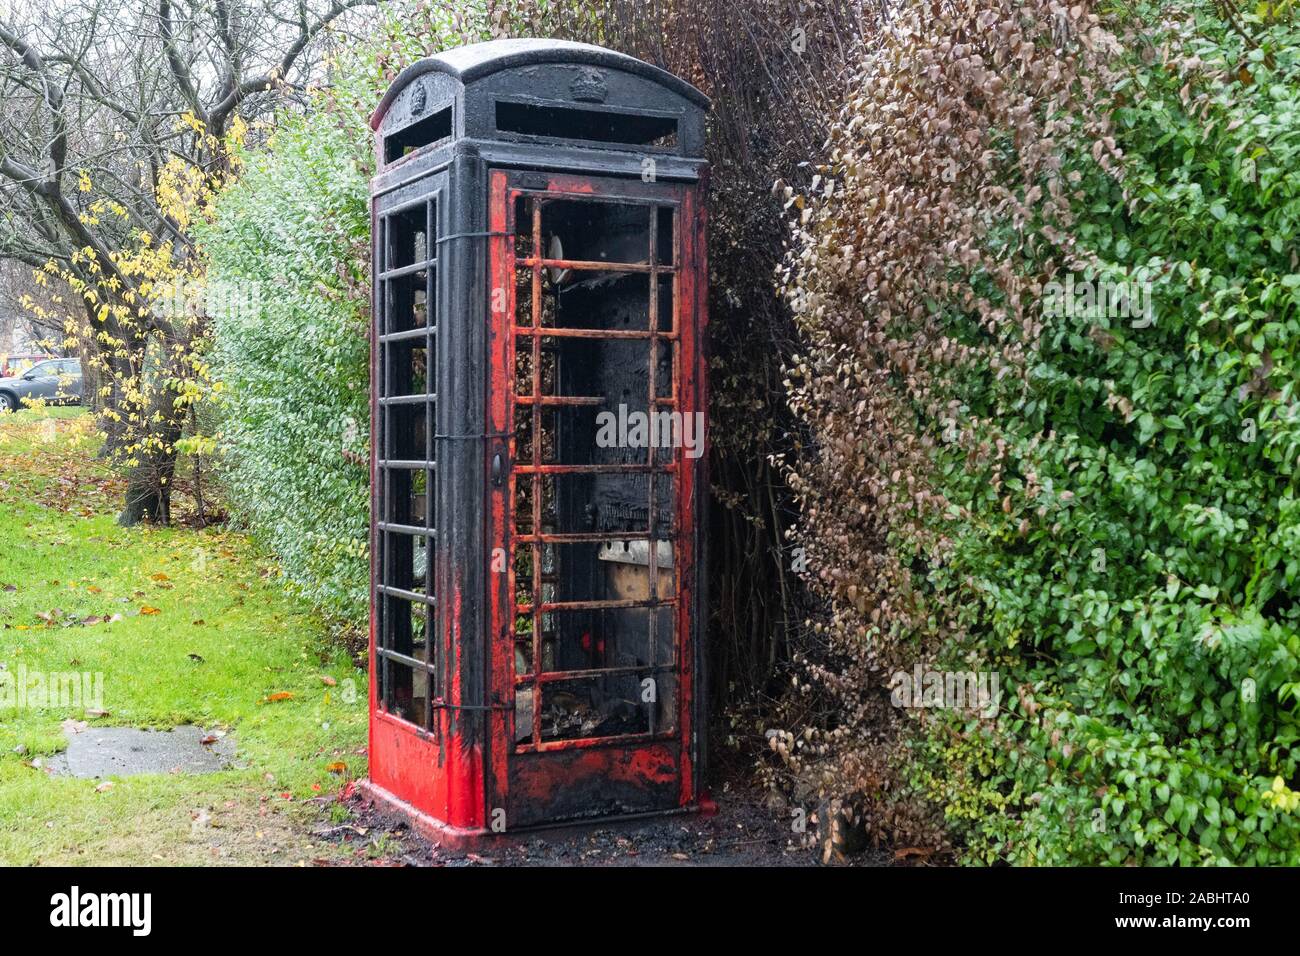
[518,671,675,744]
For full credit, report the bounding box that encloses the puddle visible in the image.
[48,725,236,779]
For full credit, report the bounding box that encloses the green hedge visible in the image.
[202,111,372,621]
[201,6,492,623]
[781,0,1300,864]
[930,2,1300,865]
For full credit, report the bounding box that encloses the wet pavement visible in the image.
[47,725,236,778]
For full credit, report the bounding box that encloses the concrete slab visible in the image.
[48,725,236,779]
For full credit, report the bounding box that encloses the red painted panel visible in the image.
[370,711,448,821]
[485,169,513,826]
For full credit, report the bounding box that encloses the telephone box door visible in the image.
[486,168,703,828]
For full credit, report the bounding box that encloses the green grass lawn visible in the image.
[0,408,369,865]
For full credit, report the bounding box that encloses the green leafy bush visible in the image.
[779,0,1300,864]
[202,113,372,621]
[201,4,492,623]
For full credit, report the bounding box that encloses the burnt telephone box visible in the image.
[365,39,710,840]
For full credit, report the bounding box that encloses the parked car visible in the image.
[0,357,83,411]
[0,352,55,377]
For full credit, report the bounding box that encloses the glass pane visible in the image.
[383,401,427,463]
[380,529,427,593]
[383,272,427,335]
[552,273,654,331]
[379,597,430,725]
[382,341,428,397]
[540,606,673,672]
[656,206,675,266]
[534,540,674,605]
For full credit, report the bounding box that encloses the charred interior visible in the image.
[511,194,680,748]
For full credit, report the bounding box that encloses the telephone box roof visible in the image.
[370,37,710,130]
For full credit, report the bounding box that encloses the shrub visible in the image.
[779,0,1300,864]
[201,3,492,623]
[202,114,372,621]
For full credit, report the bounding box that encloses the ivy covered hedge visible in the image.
[777,0,1300,864]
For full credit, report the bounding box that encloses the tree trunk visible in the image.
[120,467,171,525]
[117,375,184,527]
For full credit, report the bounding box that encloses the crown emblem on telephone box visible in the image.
[570,68,608,103]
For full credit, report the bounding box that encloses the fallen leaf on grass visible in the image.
[266,692,295,703]
[140,605,161,615]
[319,675,337,687]
[326,761,347,774]
[187,653,205,663]
[95,781,114,793]
[150,572,170,582]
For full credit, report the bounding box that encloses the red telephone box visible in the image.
[363,39,710,841]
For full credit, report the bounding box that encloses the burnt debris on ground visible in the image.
[314,775,892,867]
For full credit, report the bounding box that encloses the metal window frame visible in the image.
[498,179,687,756]
[374,191,443,734]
